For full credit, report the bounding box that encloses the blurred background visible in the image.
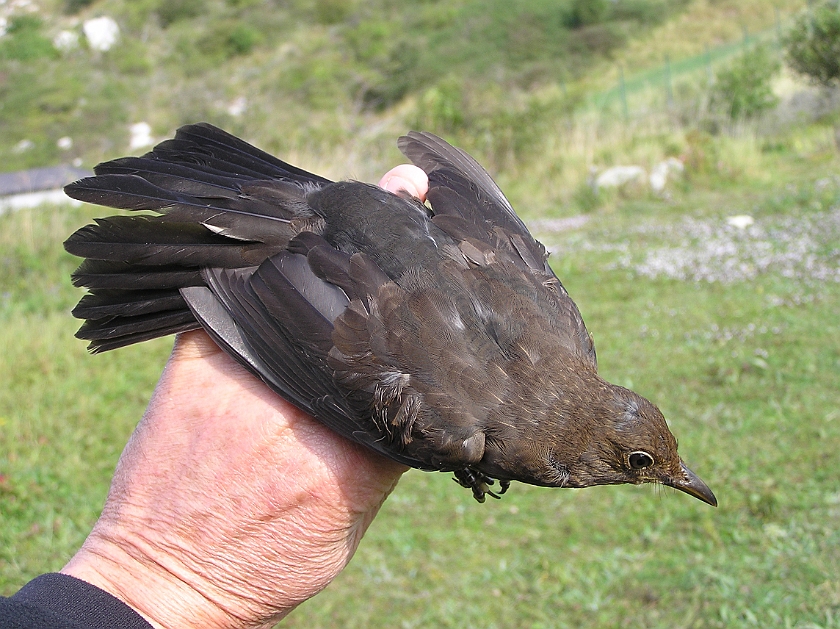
[1,0,838,627]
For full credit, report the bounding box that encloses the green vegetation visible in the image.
[0,15,58,61]
[711,45,781,120]
[785,1,840,87]
[2,0,839,627]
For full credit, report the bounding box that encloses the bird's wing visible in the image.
[397,132,596,369]
[182,249,436,470]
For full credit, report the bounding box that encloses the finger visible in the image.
[378,164,429,201]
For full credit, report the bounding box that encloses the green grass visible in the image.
[0,203,174,584]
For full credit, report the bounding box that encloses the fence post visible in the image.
[705,43,713,85]
[775,6,782,43]
[619,66,628,121]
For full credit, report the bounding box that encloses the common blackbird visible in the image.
[64,123,716,506]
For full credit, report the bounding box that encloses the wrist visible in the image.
[62,527,272,629]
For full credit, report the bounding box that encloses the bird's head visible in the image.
[486,382,717,506]
[561,385,716,506]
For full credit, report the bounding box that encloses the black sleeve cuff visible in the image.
[1,573,153,629]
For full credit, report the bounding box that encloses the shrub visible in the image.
[784,2,840,87]
[565,0,609,28]
[711,45,780,120]
[611,0,690,26]
[0,16,58,61]
[65,0,97,13]
[197,21,263,59]
[414,79,465,134]
[157,0,203,28]
[312,0,353,25]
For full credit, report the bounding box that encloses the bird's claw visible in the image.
[453,468,510,503]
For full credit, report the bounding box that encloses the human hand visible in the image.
[60,166,429,629]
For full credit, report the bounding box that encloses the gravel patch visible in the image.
[534,205,840,284]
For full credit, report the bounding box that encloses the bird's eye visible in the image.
[629,451,654,469]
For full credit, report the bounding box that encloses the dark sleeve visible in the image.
[0,573,153,629]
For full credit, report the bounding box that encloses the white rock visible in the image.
[649,157,684,193]
[726,215,754,229]
[83,16,119,52]
[13,139,34,153]
[54,29,80,52]
[595,165,646,190]
[0,17,8,38]
[227,96,248,117]
[129,122,154,150]
[57,136,73,150]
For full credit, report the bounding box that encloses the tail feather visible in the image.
[95,157,245,192]
[81,315,201,353]
[72,289,186,319]
[95,158,244,200]
[76,309,199,345]
[65,174,301,245]
[65,174,206,212]
[169,123,331,184]
[65,216,284,267]
[71,259,203,291]
[64,123,330,353]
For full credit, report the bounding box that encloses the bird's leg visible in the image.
[452,468,509,503]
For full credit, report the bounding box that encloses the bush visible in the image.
[312,0,353,25]
[157,0,203,28]
[65,0,97,13]
[413,79,465,134]
[565,0,609,28]
[197,21,263,59]
[107,38,152,75]
[784,2,840,87]
[711,45,780,120]
[611,0,690,25]
[0,16,58,61]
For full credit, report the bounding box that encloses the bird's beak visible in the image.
[665,461,717,507]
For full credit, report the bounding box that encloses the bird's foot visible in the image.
[453,468,510,503]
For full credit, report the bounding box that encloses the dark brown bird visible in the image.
[63,123,716,506]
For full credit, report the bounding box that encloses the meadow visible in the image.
[2,0,839,626]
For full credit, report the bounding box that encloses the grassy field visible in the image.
[1,126,838,628]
